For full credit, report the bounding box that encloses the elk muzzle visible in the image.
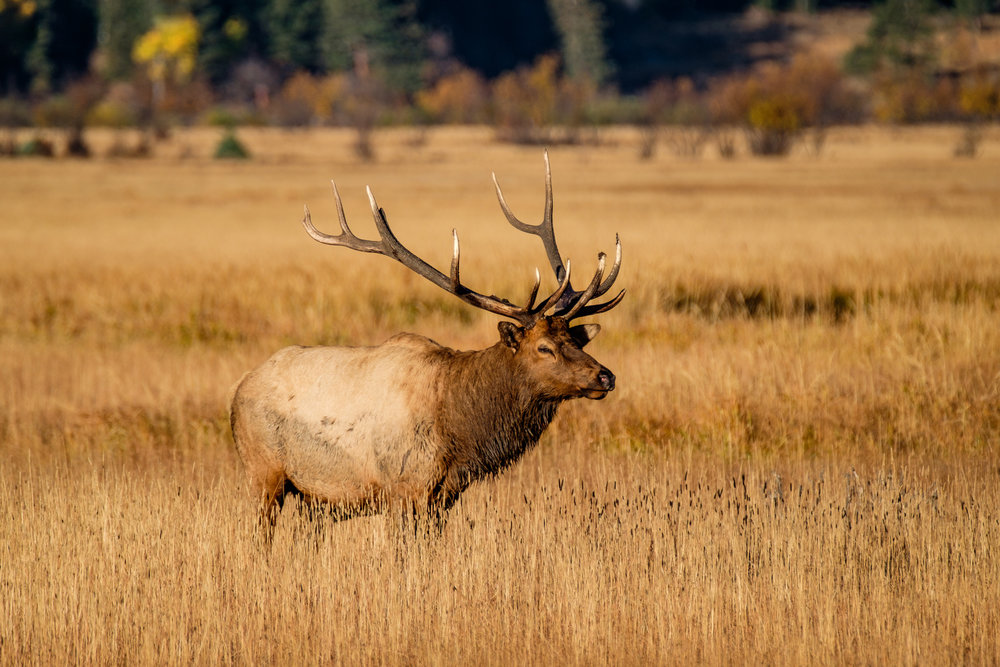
[585,366,616,400]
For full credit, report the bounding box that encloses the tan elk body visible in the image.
[230,154,624,531]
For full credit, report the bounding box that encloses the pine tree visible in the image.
[0,0,40,93]
[320,0,424,94]
[26,0,54,92]
[99,0,154,80]
[21,0,97,93]
[546,0,612,86]
[187,0,265,85]
[844,0,937,75]
[955,0,991,31]
[265,0,323,72]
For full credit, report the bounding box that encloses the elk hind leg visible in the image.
[256,473,289,545]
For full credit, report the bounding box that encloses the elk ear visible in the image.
[569,323,601,348]
[498,321,525,350]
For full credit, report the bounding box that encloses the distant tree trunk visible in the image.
[352,45,376,161]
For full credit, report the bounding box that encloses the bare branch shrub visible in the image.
[953,122,982,158]
[953,68,1000,158]
[640,78,710,160]
[716,131,737,159]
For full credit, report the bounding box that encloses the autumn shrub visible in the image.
[640,78,711,159]
[16,135,55,157]
[158,77,215,124]
[33,95,76,130]
[871,70,958,123]
[80,82,153,156]
[959,69,1000,120]
[28,78,104,157]
[491,54,595,145]
[953,69,999,158]
[270,71,346,127]
[0,97,30,156]
[708,54,855,156]
[492,56,558,143]
[87,83,141,129]
[416,67,489,124]
[745,96,801,155]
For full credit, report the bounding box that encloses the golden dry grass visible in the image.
[2,125,999,664]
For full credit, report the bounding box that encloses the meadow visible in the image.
[1,125,999,664]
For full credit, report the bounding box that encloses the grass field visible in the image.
[2,125,999,664]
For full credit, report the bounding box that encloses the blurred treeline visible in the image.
[1,0,998,159]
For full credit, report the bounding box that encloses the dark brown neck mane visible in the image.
[434,343,561,492]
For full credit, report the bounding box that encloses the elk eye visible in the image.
[537,344,555,357]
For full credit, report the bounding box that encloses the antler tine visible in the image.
[366,186,553,325]
[450,230,460,291]
[301,182,382,253]
[559,252,607,320]
[492,150,566,282]
[593,234,622,298]
[492,171,531,233]
[366,186,451,283]
[561,239,624,320]
[542,149,554,240]
[332,181,351,235]
[301,204,322,240]
[533,260,573,317]
[525,268,541,311]
[566,288,627,319]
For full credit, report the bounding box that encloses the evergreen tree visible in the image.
[955,0,991,31]
[321,0,424,94]
[26,0,54,92]
[186,0,265,84]
[265,0,323,72]
[20,0,97,93]
[1,0,40,93]
[99,0,153,80]
[546,0,612,86]
[845,0,937,75]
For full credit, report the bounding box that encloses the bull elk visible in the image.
[230,152,624,535]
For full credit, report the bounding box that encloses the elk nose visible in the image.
[598,368,615,391]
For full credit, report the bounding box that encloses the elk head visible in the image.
[301,152,624,399]
[498,317,615,400]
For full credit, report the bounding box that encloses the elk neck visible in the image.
[433,341,561,482]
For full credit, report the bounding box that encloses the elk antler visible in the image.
[302,182,574,328]
[492,151,624,321]
[302,154,623,327]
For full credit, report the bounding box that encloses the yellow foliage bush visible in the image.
[132,15,200,85]
[707,54,854,155]
[86,100,136,128]
[959,72,1000,119]
[0,0,36,17]
[747,97,801,133]
[872,72,956,124]
[415,67,489,124]
[490,54,594,144]
[276,71,346,124]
